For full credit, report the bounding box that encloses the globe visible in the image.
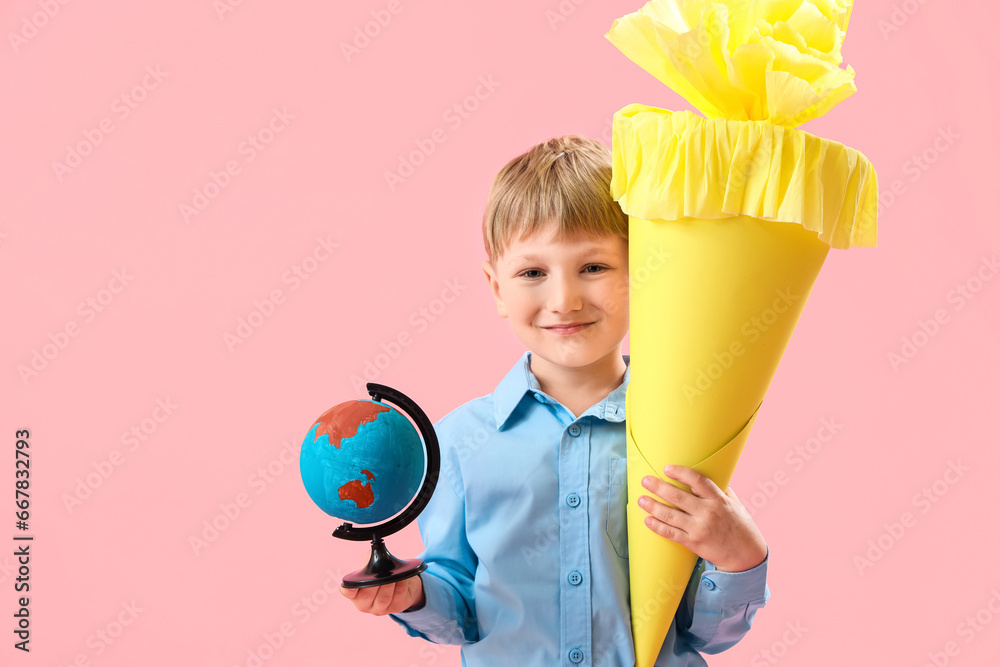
[300,399,426,525]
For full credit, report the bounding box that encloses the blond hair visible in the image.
[482,135,628,263]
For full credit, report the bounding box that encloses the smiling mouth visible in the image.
[543,323,593,334]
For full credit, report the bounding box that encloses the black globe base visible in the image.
[340,535,427,590]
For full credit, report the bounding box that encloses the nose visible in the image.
[546,272,583,313]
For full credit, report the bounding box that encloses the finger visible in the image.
[641,475,696,513]
[406,574,424,607]
[638,494,692,533]
[663,465,723,499]
[388,579,410,613]
[371,581,397,615]
[643,512,690,546]
[390,577,419,613]
[340,586,359,600]
[349,585,380,612]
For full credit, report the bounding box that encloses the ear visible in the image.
[481,260,508,319]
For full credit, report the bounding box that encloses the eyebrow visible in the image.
[516,246,615,263]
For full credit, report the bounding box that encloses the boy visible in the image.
[341,135,770,665]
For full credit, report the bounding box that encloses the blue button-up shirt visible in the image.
[390,352,769,666]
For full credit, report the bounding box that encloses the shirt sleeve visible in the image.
[673,549,770,654]
[388,419,479,645]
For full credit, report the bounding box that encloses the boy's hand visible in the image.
[339,575,425,616]
[638,465,767,573]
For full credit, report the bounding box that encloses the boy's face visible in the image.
[482,222,629,377]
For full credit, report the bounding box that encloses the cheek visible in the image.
[601,282,630,317]
[504,293,538,320]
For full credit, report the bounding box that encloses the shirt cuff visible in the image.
[699,548,770,605]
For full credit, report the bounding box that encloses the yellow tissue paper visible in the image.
[607,0,858,127]
[604,2,878,665]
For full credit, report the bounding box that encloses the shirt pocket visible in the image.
[605,456,629,558]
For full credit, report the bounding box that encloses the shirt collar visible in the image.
[492,351,630,430]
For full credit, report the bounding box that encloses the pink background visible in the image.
[4,1,999,665]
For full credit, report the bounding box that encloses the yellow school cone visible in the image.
[605,2,879,665]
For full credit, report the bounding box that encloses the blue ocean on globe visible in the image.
[300,399,425,525]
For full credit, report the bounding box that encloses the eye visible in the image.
[518,269,544,279]
[583,264,608,274]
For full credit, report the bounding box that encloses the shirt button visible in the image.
[568,424,581,437]
[567,570,583,586]
[566,493,581,507]
[568,648,584,663]
[702,578,717,591]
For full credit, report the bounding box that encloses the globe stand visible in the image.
[339,535,427,589]
[332,383,440,590]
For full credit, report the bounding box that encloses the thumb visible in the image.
[406,575,425,608]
